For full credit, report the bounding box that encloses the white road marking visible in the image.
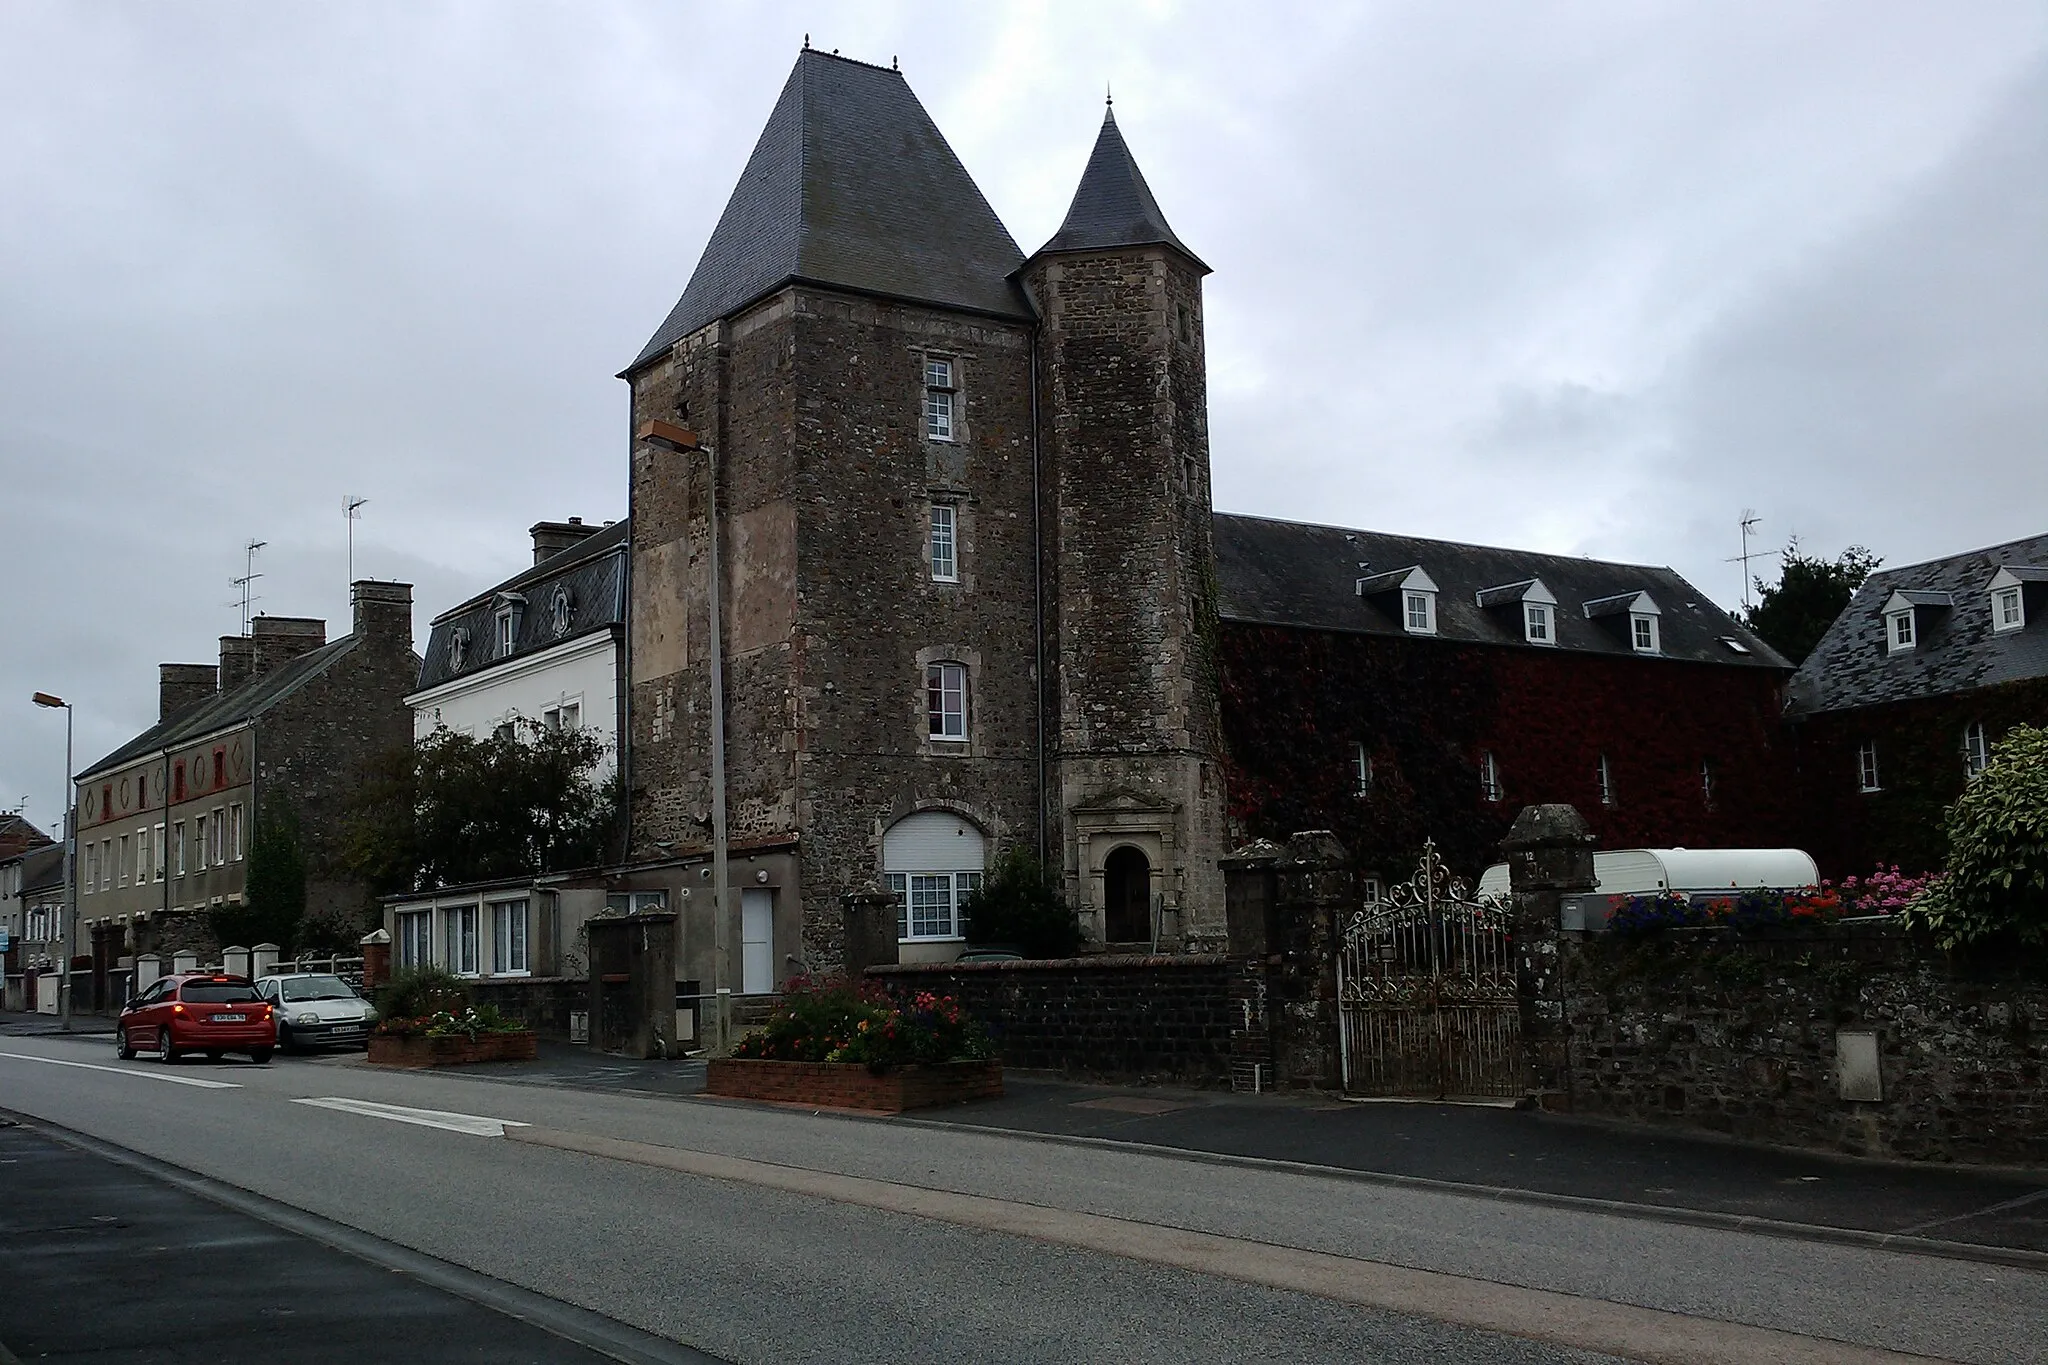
[294,1096,530,1137]
[0,1050,242,1089]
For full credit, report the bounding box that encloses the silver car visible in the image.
[256,973,379,1052]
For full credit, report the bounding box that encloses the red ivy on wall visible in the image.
[1218,624,1799,881]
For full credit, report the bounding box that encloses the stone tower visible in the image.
[1021,106,1229,949]
[622,51,1044,971]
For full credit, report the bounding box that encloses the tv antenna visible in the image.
[233,539,267,633]
[345,496,368,585]
[1724,510,1780,611]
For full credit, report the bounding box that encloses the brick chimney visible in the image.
[529,517,599,565]
[352,580,414,650]
[251,616,327,675]
[159,664,219,721]
[218,636,256,692]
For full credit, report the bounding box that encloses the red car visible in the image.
[117,973,276,1064]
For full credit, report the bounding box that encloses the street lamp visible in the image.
[636,420,732,1055]
[31,692,75,1032]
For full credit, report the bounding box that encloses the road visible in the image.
[1,1034,2040,1364]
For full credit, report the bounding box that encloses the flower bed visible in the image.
[704,1057,1003,1113]
[368,1004,535,1066]
[368,1030,537,1067]
[1606,867,1938,936]
[707,975,1002,1111]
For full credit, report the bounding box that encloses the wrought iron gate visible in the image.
[1338,841,1521,1098]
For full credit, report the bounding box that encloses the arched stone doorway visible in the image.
[1103,845,1152,944]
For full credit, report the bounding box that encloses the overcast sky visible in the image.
[3,1,2044,831]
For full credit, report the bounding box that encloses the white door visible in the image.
[741,888,774,995]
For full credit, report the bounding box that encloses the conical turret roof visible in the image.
[627,51,1033,373]
[1029,107,1205,270]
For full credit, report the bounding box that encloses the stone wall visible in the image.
[869,955,1253,1085]
[1564,926,2048,1165]
[469,975,587,1040]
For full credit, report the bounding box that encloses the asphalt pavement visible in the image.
[332,1036,2048,1259]
[0,1117,715,1365]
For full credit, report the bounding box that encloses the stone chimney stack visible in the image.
[352,580,414,650]
[158,664,219,721]
[529,517,599,565]
[250,616,327,676]
[218,636,256,692]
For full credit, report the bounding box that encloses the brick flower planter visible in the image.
[367,1031,538,1068]
[705,1058,1003,1113]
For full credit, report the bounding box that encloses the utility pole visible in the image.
[233,539,267,634]
[345,497,368,586]
[1724,510,1780,612]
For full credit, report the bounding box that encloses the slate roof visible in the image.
[1213,513,1788,669]
[1028,107,1205,269]
[78,635,364,781]
[413,519,628,694]
[0,813,54,859]
[18,842,64,894]
[1785,532,2048,718]
[627,51,1033,373]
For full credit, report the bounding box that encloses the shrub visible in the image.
[1902,723,2048,950]
[958,848,1084,958]
[374,1003,525,1040]
[730,974,994,1068]
[376,966,471,1021]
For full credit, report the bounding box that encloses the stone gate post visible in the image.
[1266,831,1354,1090]
[1500,804,1596,1111]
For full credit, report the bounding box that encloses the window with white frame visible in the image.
[1597,754,1615,806]
[1360,876,1383,904]
[443,904,480,976]
[886,871,984,941]
[1857,741,1881,792]
[1632,614,1660,653]
[1887,610,1915,652]
[495,608,518,657]
[209,807,225,866]
[153,822,165,881]
[1405,591,1436,634]
[101,839,113,889]
[83,842,97,894]
[1523,602,1552,644]
[1352,742,1373,795]
[924,357,956,441]
[194,815,208,870]
[605,891,670,916]
[543,701,582,732]
[229,803,244,861]
[882,810,987,942]
[926,661,968,741]
[396,910,432,970]
[117,835,130,887]
[1480,751,1502,802]
[491,899,529,975]
[929,504,958,581]
[1994,586,2024,632]
[1963,723,1990,779]
[136,827,151,884]
[172,822,185,878]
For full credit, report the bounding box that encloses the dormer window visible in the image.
[494,593,526,658]
[1477,578,1556,645]
[447,627,470,670]
[1583,590,1662,654]
[548,585,574,638]
[1882,589,1951,655]
[1986,568,2042,633]
[1356,566,1438,635]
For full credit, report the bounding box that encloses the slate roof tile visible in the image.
[413,518,628,694]
[1029,107,1204,268]
[1785,532,2048,717]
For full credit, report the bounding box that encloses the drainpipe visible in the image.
[1029,330,1047,868]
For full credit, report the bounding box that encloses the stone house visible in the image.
[71,582,417,985]
[2,837,63,1010]
[1786,531,2048,875]
[1213,519,1794,889]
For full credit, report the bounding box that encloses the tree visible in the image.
[210,800,307,952]
[1743,542,1881,665]
[958,848,1084,959]
[1903,724,2048,951]
[343,721,618,894]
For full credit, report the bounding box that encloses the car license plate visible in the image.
[213,1013,246,1023]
